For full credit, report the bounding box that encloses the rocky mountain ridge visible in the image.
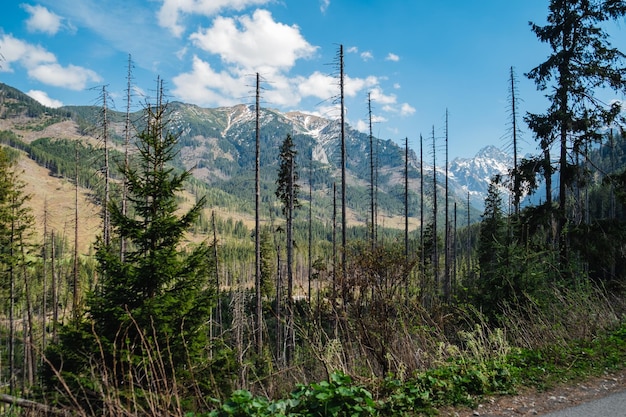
[1,83,515,226]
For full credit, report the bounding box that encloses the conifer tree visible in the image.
[44,99,217,404]
[475,178,506,318]
[275,133,300,365]
[0,147,34,395]
[526,0,626,269]
[91,100,214,368]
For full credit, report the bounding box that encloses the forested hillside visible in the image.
[1,1,626,415]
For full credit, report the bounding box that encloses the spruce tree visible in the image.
[0,147,34,395]
[475,178,506,319]
[275,133,300,365]
[92,101,214,369]
[44,100,217,405]
[526,0,626,269]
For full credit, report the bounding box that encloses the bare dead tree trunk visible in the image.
[51,229,58,342]
[404,137,409,301]
[9,214,15,395]
[42,199,48,361]
[121,54,133,262]
[339,45,347,302]
[369,93,376,250]
[467,192,471,279]
[308,148,313,305]
[73,144,79,321]
[510,66,521,216]
[444,110,450,304]
[453,202,457,301]
[431,126,438,295]
[255,72,263,355]
[102,86,110,246]
[332,182,337,300]
[420,134,425,302]
[21,239,35,386]
[212,211,221,328]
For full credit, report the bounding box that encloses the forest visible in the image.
[1,1,626,416]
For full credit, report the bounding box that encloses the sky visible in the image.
[1,0,625,160]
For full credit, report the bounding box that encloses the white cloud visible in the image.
[360,51,373,61]
[158,0,272,37]
[393,83,401,89]
[370,87,396,105]
[400,103,416,116]
[22,4,63,35]
[345,75,378,97]
[355,113,387,133]
[385,53,400,62]
[320,0,330,13]
[29,63,101,90]
[176,46,188,60]
[0,34,56,71]
[172,55,249,107]
[297,71,336,100]
[0,34,101,89]
[190,10,317,72]
[347,46,358,54]
[27,90,63,108]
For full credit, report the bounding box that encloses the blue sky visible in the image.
[1,1,624,159]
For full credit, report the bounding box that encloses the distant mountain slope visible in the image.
[449,145,514,209]
[2,83,497,233]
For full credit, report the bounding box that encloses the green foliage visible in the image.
[289,372,377,417]
[90,102,215,367]
[208,372,377,417]
[43,101,225,410]
[259,227,276,298]
[509,321,626,390]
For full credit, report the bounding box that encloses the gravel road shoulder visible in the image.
[440,368,626,416]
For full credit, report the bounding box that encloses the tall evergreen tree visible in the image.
[275,133,300,365]
[476,178,507,319]
[526,0,626,269]
[44,99,217,404]
[0,147,34,395]
[92,100,214,365]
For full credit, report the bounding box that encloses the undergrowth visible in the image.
[201,321,626,416]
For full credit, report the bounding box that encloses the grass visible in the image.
[202,320,626,417]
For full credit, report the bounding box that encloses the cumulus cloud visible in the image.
[347,46,358,54]
[22,4,63,35]
[27,90,63,108]
[370,87,396,105]
[400,103,416,116]
[158,0,272,37]
[345,75,378,97]
[360,51,373,61]
[190,10,317,72]
[0,33,101,89]
[172,55,249,107]
[29,63,100,90]
[297,71,336,100]
[385,53,400,62]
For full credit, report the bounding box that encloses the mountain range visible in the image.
[0,83,515,233]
